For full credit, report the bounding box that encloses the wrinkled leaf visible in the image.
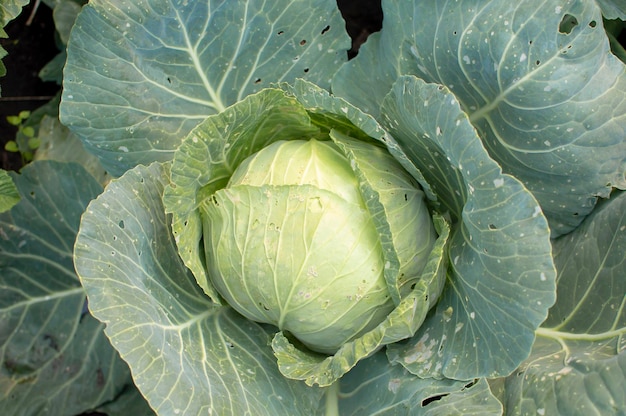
[204,184,392,354]
[272,216,449,386]
[336,351,502,416]
[330,130,438,305]
[60,0,350,176]
[332,0,626,236]
[283,78,556,380]
[501,191,626,415]
[0,161,136,415]
[283,79,436,203]
[166,83,450,387]
[75,162,325,415]
[382,76,556,380]
[164,88,319,302]
[0,169,19,212]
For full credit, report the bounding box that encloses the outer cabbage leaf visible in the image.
[52,0,82,45]
[60,0,350,176]
[336,351,502,416]
[499,191,626,415]
[382,76,556,380]
[332,0,626,236]
[34,115,110,186]
[282,78,555,380]
[166,82,450,386]
[0,0,29,27]
[163,89,320,302]
[595,0,626,19]
[0,169,19,213]
[0,161,140,415]
[75,162,325,415]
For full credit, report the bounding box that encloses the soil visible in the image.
[337,0,383,58]
[0,2,60,171]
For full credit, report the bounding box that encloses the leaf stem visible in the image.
[325,381,340,416]
[536,327,626,342]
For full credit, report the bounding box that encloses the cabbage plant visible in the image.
[1,0,625,415]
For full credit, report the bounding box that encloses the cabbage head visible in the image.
[201,138,437,354]
[165,84,452,385]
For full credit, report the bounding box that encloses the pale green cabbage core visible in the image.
[201,139,433,354]
[228,139,363,205]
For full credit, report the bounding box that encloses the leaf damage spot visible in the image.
[422,393,448,407]
[388,378,401,394]
[558,14,578,34]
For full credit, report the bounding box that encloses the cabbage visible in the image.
[201,139,436,353]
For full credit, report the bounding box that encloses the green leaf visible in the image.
[272,216,449,386]
[164,88,319,303]
[0,0,30,27]
[335,351,502,416]
[60,0,350,176]
[22,126,35,139]
[14,93,61,154]
[39,50,67,84]
[382,76,556,380]
[283,79,437,203]
[204,184,392,355]
[53,0,82,45]
[27,138,39,150]
[3,140,18,152]
[0,161,136,415]
[75,162,325,415]
[332,0,626,236]
[34,115,110,185]
[6,115,21,126]
[94,384,156,416]
[500,191,626,415]
[0,169,19,212]
[330,130,438,304]
[547,191,626,335]
[596,0,626,19]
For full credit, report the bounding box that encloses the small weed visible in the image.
[4,110,40,163]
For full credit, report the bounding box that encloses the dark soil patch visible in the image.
[337,0,383,58]
[0,2,61,171]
